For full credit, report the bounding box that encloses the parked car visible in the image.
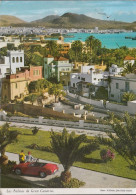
[13,162,58,178]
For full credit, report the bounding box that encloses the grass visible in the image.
[1,175,35,188]
[6,127,136,181]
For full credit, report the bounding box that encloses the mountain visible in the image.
[31,15,60,23]
[0,15,27,26]
[0,13,136,30]
[30,12,135,30]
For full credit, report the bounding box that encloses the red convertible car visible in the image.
[13,162,58,178]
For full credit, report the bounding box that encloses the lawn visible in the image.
[6,127,136,180]
[1,175,36,188]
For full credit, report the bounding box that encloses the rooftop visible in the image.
[124,56,136,60]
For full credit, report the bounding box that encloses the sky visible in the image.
[0,0,136,23]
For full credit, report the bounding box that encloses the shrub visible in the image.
[32,127,39,135]
[47,177,85,188]
[100,149,115,162]
[84,104,94,111]
[1,160,16,174]
[27,144,53,153]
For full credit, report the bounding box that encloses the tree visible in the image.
[0,123,19,165]
[95,86,108,100]
[98,112,136,168]
[32,126,39,135]
[50,128,98,182]
[29,94,38,105]
[48,83,64,102]
[70,40,83,62]
[122,92,136,103]
[46,40,59,56]
[85,36,101,63]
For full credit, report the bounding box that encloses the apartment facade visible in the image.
[109,74,136,102]
[2,66,42,101]
[44,55,73,81]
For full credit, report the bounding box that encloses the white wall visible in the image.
[68,92,104,108]
[3,115,112,131]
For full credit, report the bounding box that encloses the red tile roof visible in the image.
[54,57,68,61]
[124,56,136,60]
[46,54,54,58]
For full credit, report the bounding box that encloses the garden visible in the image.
[1,112,136,188]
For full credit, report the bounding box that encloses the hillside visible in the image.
[31,12,135,30]
[32,15,60,23]
[1,13,136,30]
[0,15,27,26]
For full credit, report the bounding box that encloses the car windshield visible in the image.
[29,163,47,167]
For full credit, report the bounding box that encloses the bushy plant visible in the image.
[47,177,85,188]
[84,104,94,111]
[100,149,115,162]
[32,127,39,135]
[1,160,16,174]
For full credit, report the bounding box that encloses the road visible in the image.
[0,121,108,138]
[5,152,136,188]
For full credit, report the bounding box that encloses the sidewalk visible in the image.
[5,152,136,188]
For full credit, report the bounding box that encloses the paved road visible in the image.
[6,152,136,188]
[0,121,109,138]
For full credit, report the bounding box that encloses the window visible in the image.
[12,57,15,63]
[15,83,18,89]
[6,68,10,73]
[73,83,75,87]
[16,57,19,63]
[20,57,22,62]
[78,76,80,79]
[0,68,1,74]
[36,70,38,75]
[116,83,119,89]
[33,70,35,75]
[125,82,129,91]
[94,78,96,80]
[81,78,85,81]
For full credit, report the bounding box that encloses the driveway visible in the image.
[5,152,136,188]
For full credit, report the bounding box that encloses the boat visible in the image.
[132,37,136,40]
[125,36,132,39]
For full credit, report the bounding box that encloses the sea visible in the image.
[44,32,136,49]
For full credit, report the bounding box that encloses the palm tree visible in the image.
[50,128,99,183]
[122,92,136,103]
[0,123,19,165]
[71,40,83,62]
[46,40,58,56]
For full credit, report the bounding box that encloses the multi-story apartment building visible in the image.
[70,64,123,97]
[2,66,42,101]
[0,50,25,96]
[44,55,73,82]
[108,74,136,102]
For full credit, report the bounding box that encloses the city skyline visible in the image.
[0,0,136,23]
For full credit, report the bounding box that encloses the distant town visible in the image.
[0,26,133,36]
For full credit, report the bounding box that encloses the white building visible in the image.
[0,50,24,77]
[124,56,136,66]
[70,66,105,89]
[109,64,123,76]
[0,50,24,96]
[109,74,136,102]
[0,36,21,49]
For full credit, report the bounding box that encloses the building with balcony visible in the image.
[108,74,136,102]
[44,55,73,82]
[1,65,42,101]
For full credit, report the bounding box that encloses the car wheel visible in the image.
[39,172,46,178]
[15,168,21,175]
